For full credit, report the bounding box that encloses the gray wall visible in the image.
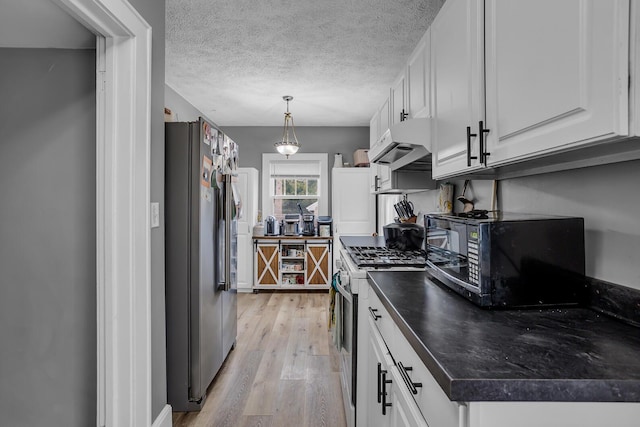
[0,1,168,423]
[128,0,168,419]
[223,126,369,213]
[165,84,370,213]
[0,48,96,426]
[443,160,640,290]
[165,84,215,125]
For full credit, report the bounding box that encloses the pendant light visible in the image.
[274,95,300,158]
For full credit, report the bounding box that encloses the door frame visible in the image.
[52,1,152,426]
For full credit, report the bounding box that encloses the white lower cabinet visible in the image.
[366,315,394,427]
[359,283,640,427]
[363,288,431,427]
[389,366,429,427]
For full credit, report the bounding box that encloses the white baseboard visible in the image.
[151,404,172,427]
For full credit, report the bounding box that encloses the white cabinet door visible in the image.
[431,0,485,179]
[236,234,252,291]
[485,0,630,166]
[370,112,382,193]
[236,168,259,291]
[407,30,430,120]
[388,367,429,427]
[332,168,375,269]
[633,2,640,136]
[379,93,391,138]
[367,316,393,427]
[391,71,406,127]
[370,110,380,147]
[332,168,375,234]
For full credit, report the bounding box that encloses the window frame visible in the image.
[261,153,328,219]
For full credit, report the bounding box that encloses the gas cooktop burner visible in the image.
[346,246,427,268]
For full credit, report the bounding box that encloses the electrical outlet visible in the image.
[151,202,160,228]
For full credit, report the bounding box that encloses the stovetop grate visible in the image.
[345,246,427,268]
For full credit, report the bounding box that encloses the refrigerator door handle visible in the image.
[223,174,233,291]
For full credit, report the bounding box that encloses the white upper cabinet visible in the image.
[379,91,391,139]
[370,92,393,193]
[407,30,431,120]
[431,0,485,179]
[370,110,380,148]
[391,72,406,126]
[390,30,431,127]
[631,1,640,136]
[484,0,630,167]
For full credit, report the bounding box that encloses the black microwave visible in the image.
[424,213,586,308]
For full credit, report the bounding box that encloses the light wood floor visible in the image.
[172,291,347,427]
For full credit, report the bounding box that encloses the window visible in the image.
[262,153,328,221]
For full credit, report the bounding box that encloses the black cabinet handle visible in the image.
[400,109,409,122]
[369,307,381,321]
[466,126,478,167]
[374,175,380,191]
[381,370,392,415]
[479,120,491,164]
[398,362,422,395]
[377,363,383,403]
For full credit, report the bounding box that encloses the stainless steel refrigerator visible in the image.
[165,118,239,412]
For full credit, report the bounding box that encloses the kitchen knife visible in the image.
[398,202,409,219]
[402,200,413,218]
[393,203,404,219]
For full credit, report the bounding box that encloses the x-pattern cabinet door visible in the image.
[305,242,331,286]
[255,242,279,286]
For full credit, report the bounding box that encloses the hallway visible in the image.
[172,292,347,427]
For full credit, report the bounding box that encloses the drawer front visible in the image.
[367,285,396,346]
[392,328,460,427]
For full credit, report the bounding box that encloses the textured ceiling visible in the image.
[166,0,445,126]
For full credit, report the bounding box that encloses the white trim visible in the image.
[51,1,153,426]
[151,405,173,427]
[261,153,329,217]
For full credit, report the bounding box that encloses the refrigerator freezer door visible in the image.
[189,120,223,402]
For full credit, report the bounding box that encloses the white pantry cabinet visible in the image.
[430,0,485,179]
[236,167,259,292]
[484,0,631,167]
[332,167,375,269]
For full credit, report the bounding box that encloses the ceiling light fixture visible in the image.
[274,95,300,158]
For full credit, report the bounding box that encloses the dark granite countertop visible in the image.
[367,270,640,402]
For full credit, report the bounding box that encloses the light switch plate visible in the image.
[151,202,160,228]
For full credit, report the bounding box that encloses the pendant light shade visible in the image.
[274,95,300,158]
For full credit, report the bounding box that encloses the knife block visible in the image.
[400,216,417,224]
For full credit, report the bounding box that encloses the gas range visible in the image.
[344,245,427,269]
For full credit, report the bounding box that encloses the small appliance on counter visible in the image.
[383,222,424,251]
[317,216,333,237]
[252,223,265,236]
[265,215,278,236]
[297,203,315,235]
[425,213,586,308]
[300,214,315,235]
[353,148,370,167]
[283,214,299,236]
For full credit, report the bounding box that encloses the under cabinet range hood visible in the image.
[369,118,432,171]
